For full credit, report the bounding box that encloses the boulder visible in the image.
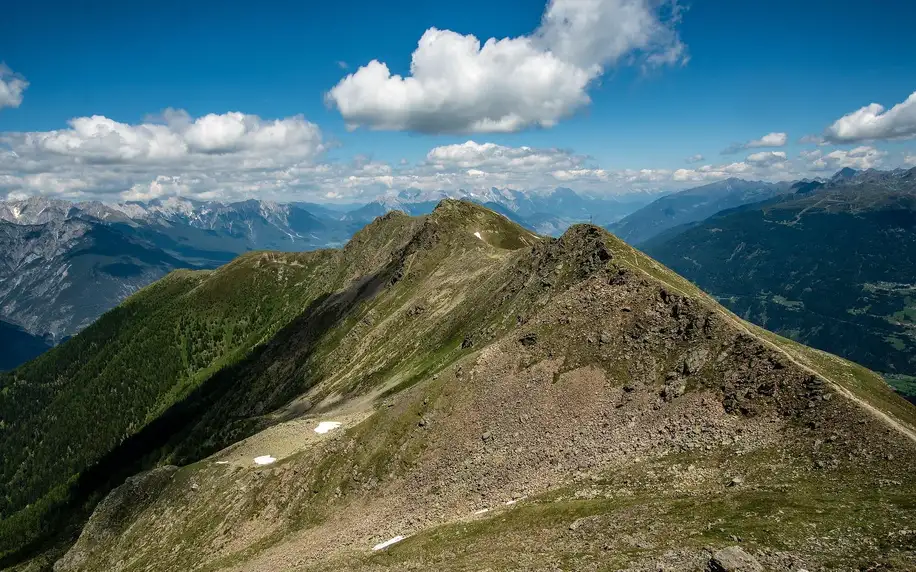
[707,546,763,572]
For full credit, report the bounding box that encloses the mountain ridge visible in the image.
[0,187,657,368]
[2,200,914,571]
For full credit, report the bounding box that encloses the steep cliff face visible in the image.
[2,201,914,571]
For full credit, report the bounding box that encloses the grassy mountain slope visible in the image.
[642,169,916,402]
[0,203,533,563]
[3,201,915,571]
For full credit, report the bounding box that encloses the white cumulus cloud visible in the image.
[808,146,886,171]
[746,150,788,167]
[122,176,191,202]
[672,162,753,182]
[0,109,327,202]
[425,141,581,172]
[325,0,687,133]
[749,132,788,148]
[406,141,790,191]
[722,132,787,154]
[0,123,836,203]
[0,64,29,110]
[550,168,611,182]
[10,109,323,164]
[905,153,916,166]
[824,91,916,143]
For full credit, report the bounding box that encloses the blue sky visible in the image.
[1,0,915,202]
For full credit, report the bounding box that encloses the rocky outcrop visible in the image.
[54,466,178,572]
[707,546,764,572]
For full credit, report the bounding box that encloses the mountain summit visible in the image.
[1,200,914,571]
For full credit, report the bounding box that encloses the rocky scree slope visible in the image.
[2,200,914,571]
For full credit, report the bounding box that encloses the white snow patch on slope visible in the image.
[253,455,276,465]
[314,421,342,434]
[474,231,483,240]
[372,536,406,551]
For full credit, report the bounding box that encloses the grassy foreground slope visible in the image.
[3,200,915,571]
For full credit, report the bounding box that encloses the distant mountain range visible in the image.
[0,187,660,369]
[607,178,795,245]
[8,170,916,393]
[0,197,364,365]
[346,187,662,235]
[639,167,916,401]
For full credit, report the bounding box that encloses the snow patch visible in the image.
[314,421,342,434]
[473,231,483,240]
[372,536,406,551]
[215,461,229,465]
[504,496,526,506]
[253,455,276,465]
[473,508,490,515]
